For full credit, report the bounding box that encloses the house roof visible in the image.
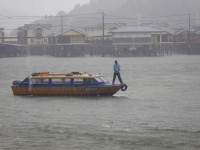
[146,22,175,35]
[18,24,51,31]
[190,26,200,34]
[84,23,126,31]
[111,26,163,33]
[53,27,86,37]
[173,25,200,35]
[172,27,187,35]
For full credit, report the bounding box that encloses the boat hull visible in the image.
[11,85,122,96]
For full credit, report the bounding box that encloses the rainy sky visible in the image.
[0,0,91,16]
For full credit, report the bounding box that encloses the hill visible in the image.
[20,0,200,33]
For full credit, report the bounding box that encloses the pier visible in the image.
[0,43,200,58]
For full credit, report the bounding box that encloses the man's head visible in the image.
[115,60,118,64]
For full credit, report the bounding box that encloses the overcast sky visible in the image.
[0,0,91,16]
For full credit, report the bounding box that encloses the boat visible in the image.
[11,72,128,96]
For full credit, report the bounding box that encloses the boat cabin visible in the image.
[12,72,127,96]
[15,72,109,87]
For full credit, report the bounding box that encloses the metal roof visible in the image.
[173,25,200,35]
[18,24,51,31]
[111,26,163,33]
[49,27,86,37]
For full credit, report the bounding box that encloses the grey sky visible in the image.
[0,0,91,16]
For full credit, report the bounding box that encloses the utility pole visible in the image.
[188,13,191,54]
[61,16,63,34]
[102,12,105,46]
[60,15,64,45]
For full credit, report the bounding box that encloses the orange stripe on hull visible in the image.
[12,86,121,96]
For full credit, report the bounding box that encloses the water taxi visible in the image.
[11,72,127,96]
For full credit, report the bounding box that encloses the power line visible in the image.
[0,12,101,19]
[60,12,101,17]
[0,12,195,20]
[1,12,200,32]
[0,12,198,23]
[106,13,196,20]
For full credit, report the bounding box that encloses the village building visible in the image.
[84,23,125,44]
[173,25,200,43]
[0,28,4,43]
[141,22,174,42]
[145,22,200,44]
[4,37,18,44]
[48,28,86,45]
[17,24,51,45]
[111,25,173,49]
[189,26,200,43]
[55,28,86,45]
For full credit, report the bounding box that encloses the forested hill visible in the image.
[112,0,200,18]
[37,0,200,30]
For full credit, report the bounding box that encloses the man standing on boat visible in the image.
[112,60,123,84]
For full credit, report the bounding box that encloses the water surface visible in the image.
[0,55,200,150]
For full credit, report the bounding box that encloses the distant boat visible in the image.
[11,72,127,96]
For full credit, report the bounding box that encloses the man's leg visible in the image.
[117,72,123,84]
[112,73,116,84]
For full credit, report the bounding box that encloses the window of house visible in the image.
[162,35,168,42]
[36,28,42,38]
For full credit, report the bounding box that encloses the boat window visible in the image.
[100,77,108,83]
[52,78,71,84]
[83,78,95,85]
[41,78,49,84]
[95,77,104,83]
[74,78,83,84]
[30,78,49,84]
[22,78,29,84]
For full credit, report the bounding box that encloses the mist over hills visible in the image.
[0,5,36,33]
[2,0,200,34]
[38,0,200,32]
[113,0,200,17]
[111,0,200,25]
[69,0,128,14]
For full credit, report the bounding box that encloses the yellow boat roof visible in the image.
[29,72,102,79]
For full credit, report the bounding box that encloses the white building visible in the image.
[84,23,126,42]
[18,24,51,45]
[111,26,172,49]
[0,28,4,43]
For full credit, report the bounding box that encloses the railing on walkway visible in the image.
[0,43,200,58]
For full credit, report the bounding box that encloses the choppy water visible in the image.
[0,55,200,150]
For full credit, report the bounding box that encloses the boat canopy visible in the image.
[29,72,102,79]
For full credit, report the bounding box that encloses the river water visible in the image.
[0,55,200,150]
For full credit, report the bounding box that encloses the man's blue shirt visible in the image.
[113,64,120,73]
